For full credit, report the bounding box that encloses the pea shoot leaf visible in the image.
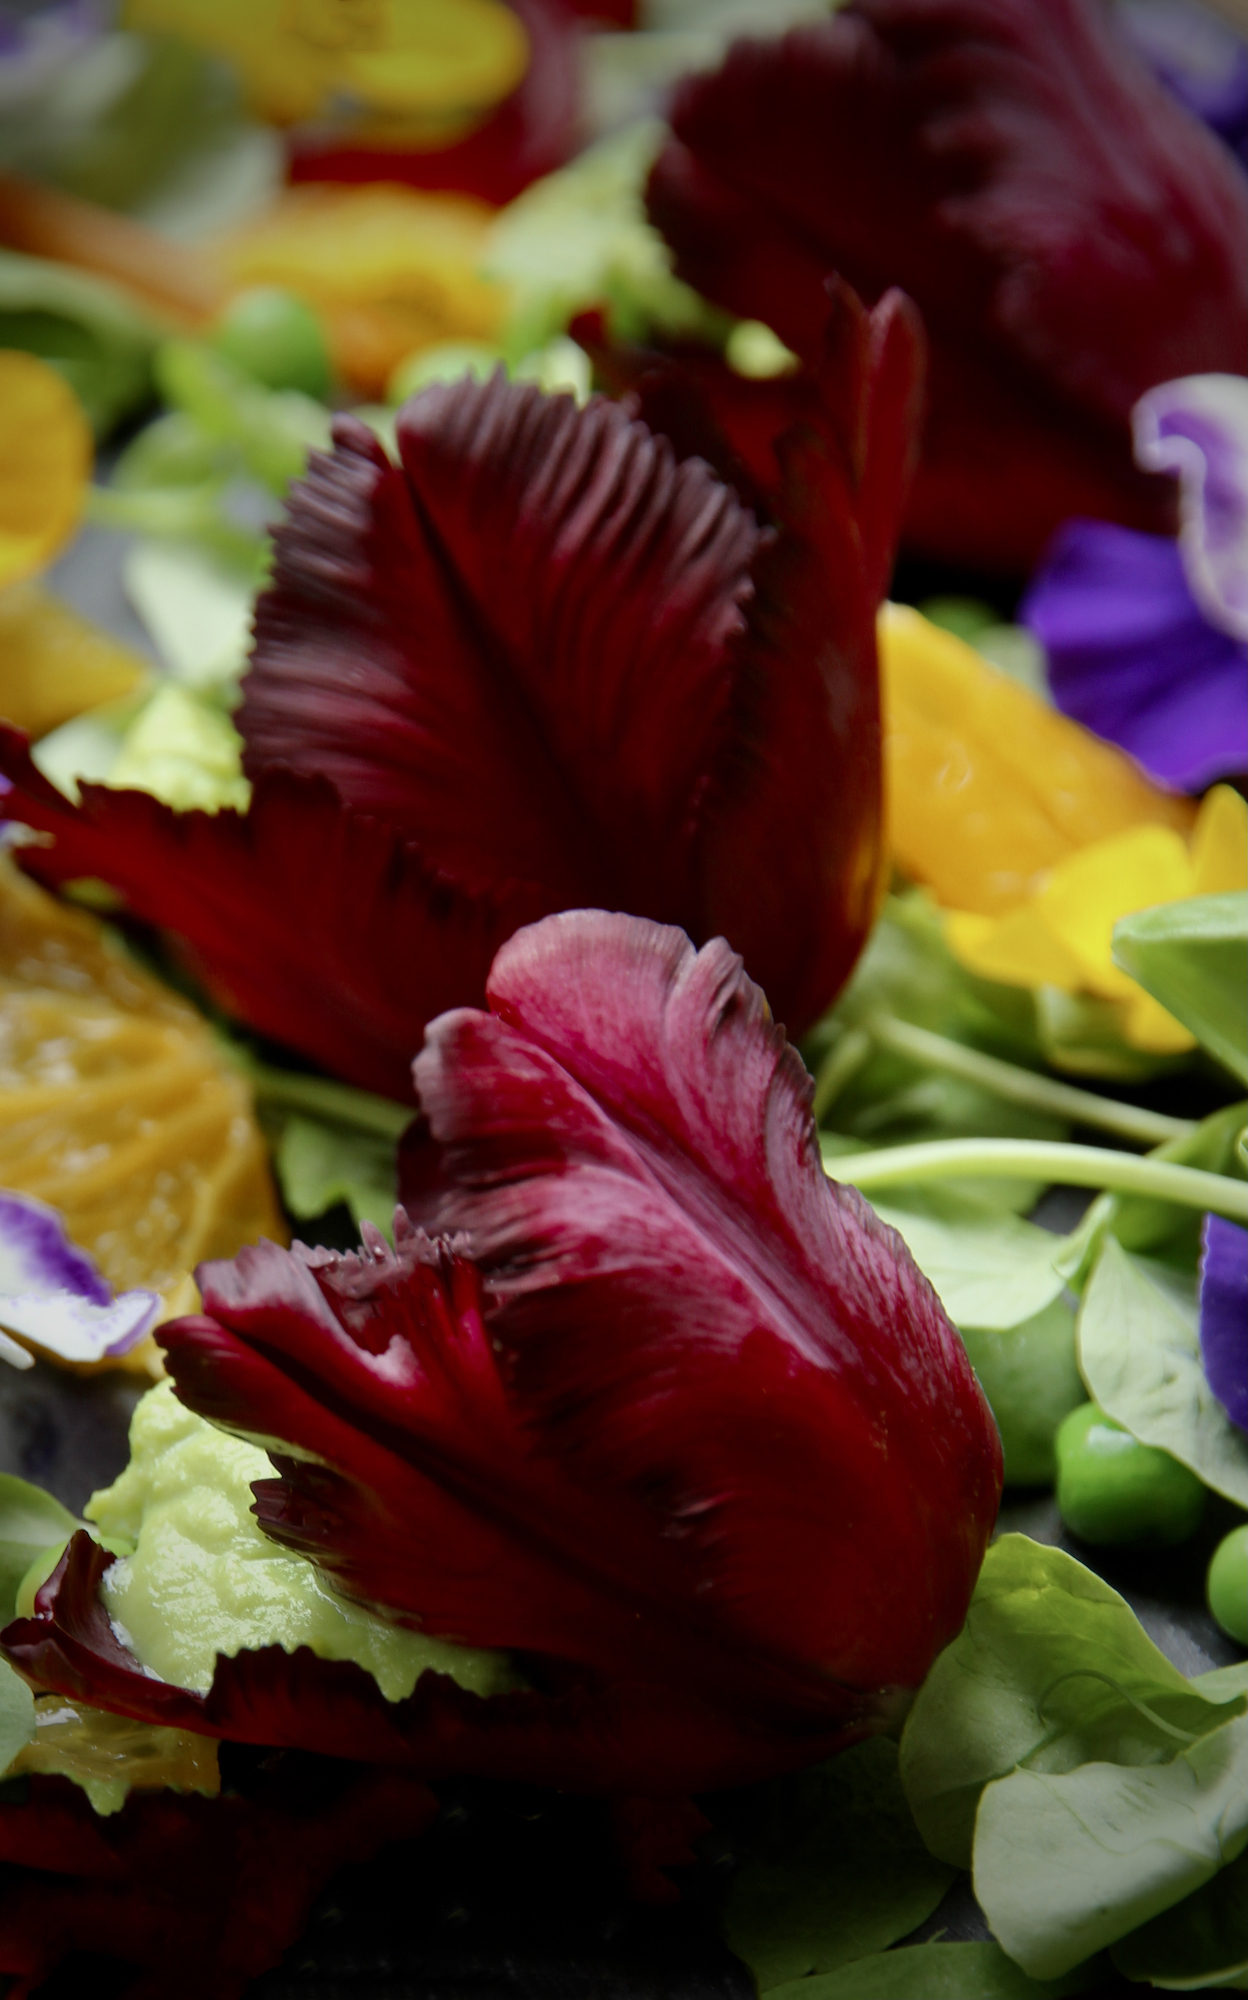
[960,1302,1083,1487]
[1113,893,1248,1086]
[0,1472,79,1626]
[273,1114,398,1241]
[723,1737,955,1992]
[1077,1237,1248,1506]
[0,1657,36,1777]
[873,1191,1065,1331]
[765,1940,1101,1998]
[1109,1845,1248,1990]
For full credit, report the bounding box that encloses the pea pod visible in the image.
[1055,1402,1206,1546]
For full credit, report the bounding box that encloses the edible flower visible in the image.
[644,0,1248,571]
[5,911,1001,1793]
[1199,1215,1248,1434]
[0,348,148,739]
[0,1191,159,1372]
[0,285,922,1097]
[1023,374,1248,791]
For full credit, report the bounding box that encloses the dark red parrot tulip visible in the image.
[5,913,1001,1795]
[0,283,921,1098]
[645,0,1248,572]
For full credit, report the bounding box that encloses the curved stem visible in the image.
[826,1137,1248,1222]
[870,1016,1193,1149]
[244,1060,413,1140]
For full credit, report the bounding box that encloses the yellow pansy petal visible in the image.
[1035,824,1195,1000]
[880,603,1194,915]
[0,583,148,738]
[945,906,1086,991]
[1190,783,1248,895]
[1120,985,1198,1056]
[0,854,286,1372]
[0,350,92,590]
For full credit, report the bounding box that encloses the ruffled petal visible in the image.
[0,1189,161,1370]
[646,0,1248,570]
[1133,373,1248,642]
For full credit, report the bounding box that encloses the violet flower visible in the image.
[1023,374,1248,792]
[0,1190,160,1369]
[1200,1213,1248,1434]
[1120,0,1248,165]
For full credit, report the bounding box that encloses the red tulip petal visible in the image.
[402,910,1000,1697]
[0,731,525,1098]
[4,1535,862,1793]
[0,1748,435,2000]
[286,0,583,207]
[647,0,1248,569]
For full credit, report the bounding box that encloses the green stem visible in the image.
[812,1026,873,1122]
[825,1137,1248,1222]
[244,1061,413,1140]
[871,1015,1194,1149]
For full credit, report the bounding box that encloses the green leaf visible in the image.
[1077,1237,1248,1506]
[1113,893,1248,1086]
[873,1190,1065,1330]
[0,248,157,439]
[973,1712,1248,1979]
[960,1302,1084,1487]
[1055,1101,1248,1285]
[124,541,259,688]
[0,1473,79,1626]
[765,1941,1102,2000]
[153,339,331,494]
[1111,1847,1248,1990]
[275,1114,398,1239]
[898,1536,1245,1870]
[723,1737,955,1991]
[0,1659,36,1779]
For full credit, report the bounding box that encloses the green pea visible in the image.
[213,287,332,400]
[1207,1525,1248,1645]
[1055,1402,1206,1546]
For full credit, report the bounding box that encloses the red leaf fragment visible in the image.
[646,0,1248,570]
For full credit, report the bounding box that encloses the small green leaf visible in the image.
[275,1114,398,1238]
[960,1301,1084,1486]
[899,1536,1245,1869]
[873,1190,1065,1331]
[0,1473,80,1626]
[765,1940,1102,1999]
[1113,893,1248,1085]
[723,1737,955,1991]
[1110,1847,1248,1990]
[0,1659,36,1778]
[1077,1238,1248,1506]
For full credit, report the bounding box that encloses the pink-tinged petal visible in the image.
[0,1743,435,2000]
[1134,373,1248,642]
[0,735,529,1100]
[403,912,1000,1698]
[286,0,582,207]
[646,0,1248,571]
[4,1536,864,1792]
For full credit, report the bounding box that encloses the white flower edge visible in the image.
[1133,372,1248,643]
[0,1188,161,1368]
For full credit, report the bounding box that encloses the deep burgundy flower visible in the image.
[1200,1214,1248,1433]
[4,912,1000,1794]
[645,0,1248,572]
[0,286,921,1098]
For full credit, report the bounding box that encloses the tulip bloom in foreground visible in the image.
[0,285,920,1099]
[645,0,1248,572]
[4,913,1001,1794]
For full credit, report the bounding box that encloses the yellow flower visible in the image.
[0,349,148,737]
[879,603,1244,1054]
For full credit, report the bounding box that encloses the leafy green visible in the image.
[873,1191,1065,1330]
[1056,1101,1248,1285]
[123,541,259,689]
[1113,894,1248,1086]
[973,1706,1248,1979]
[154,339,331,495]
[960,1303,1084,1487]
[1110,1846,1248,1990]
[107,683,248,813]
[765,1941,1101,2000]
[0,1659,36,1779]
[898,1536,1245,1869]
[274,1115,398,1240]
[722,1738,955,1991]
[1076,1238,1248,1506]
[0,1473,79,1626]
[0,247,155,438]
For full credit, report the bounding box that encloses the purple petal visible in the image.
[0,1189,161,1366]
[1022,519,1248,792]
[1200,1214,1248,1433]
[1133,374,1248,641]
[1119,0,1248,164]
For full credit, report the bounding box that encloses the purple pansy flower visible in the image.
[0,1189,160,1369]
[1199,1213,1248,1434]
[1023,373,1248,792]
[1120,0,1248,165]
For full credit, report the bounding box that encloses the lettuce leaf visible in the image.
[764,1940,1101,1998]
[0,1474,79,1625]
[1110,1846,1248,1990]
[1113,894,1248,1086]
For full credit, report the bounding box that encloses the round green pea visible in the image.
[1207,1525,1248,1645]
[1055,1402,1206,1546]
[213,287,332,400]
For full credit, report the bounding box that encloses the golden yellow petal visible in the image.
[1033,823,1194,1009]
[944,906,1087,991]
[0,854,287,1372]
[0,350,92,590]
[0,582,148,738]
[1190,783,1248,895]
[880,604,1194,916]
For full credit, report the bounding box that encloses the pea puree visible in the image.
[85,1382,513,1704]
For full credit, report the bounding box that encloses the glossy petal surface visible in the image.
[646,0,1248,570]
[1200,1215,1248,1433]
